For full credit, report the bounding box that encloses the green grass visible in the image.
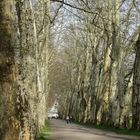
[37,121,51,140]
[74,121,140,137]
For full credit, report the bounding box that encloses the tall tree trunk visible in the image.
[132,34,140,130]
[0,0,19,139]
[108,0,121,126]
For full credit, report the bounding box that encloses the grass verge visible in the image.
[74,121,140,137]
[37,121,51,140]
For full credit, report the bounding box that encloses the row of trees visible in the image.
[0,0,50,139]
[50,0,140,130]
[0,0,139,139]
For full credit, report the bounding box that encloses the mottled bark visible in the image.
[0,0,19,139]
[0,0,50,139]
[132,34,140,130]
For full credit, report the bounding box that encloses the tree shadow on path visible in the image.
[37,136,55,140]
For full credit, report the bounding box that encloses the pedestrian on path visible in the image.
[66,115,70,124]
[69,116,73,123]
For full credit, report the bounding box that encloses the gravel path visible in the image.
[47,119,139,140]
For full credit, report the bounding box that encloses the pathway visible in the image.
[47,119,139,140]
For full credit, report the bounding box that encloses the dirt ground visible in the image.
[47,119,139,140]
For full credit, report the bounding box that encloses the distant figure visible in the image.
[66,115,70,124]
[70,116,73,123]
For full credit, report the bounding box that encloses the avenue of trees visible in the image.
[0,0,140,140]
[49,0,140,130]
[0,0,50,139]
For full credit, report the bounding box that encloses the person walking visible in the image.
[70,116,73,123]
[66,115,70,124]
